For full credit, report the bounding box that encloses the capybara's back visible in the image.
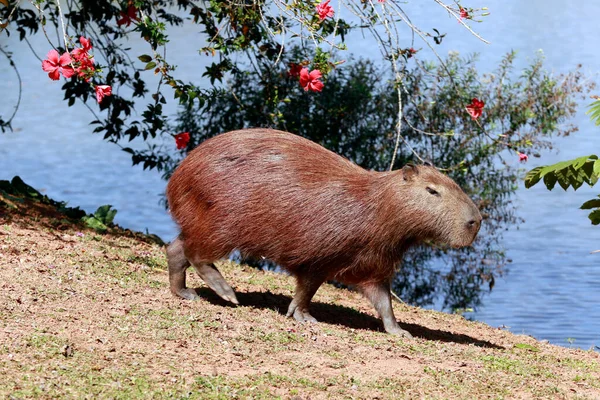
[166,128,482,337]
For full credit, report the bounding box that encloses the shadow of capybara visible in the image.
[166,128,482,337]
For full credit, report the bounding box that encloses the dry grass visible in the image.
[1,190,600,399]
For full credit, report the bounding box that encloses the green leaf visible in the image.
[514,343,539,352]
[585,100,600,126]
[588,209,600,225]
[524,166,543,189]
[580,199,600,210]
[93,205,117,224]
[543,173,557,190]
[145,61,157,70]
[138,54,152,63]
[81,216,108,232]
[593,160,600,177]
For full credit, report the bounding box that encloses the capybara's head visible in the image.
[398,164,482,248]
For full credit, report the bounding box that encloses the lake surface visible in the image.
[0,0,598,349]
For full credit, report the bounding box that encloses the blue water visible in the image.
[0,0,598,349]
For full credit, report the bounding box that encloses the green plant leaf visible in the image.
[593,160,600,177]
[81,216,108,232]
[585,100,600,126]
[514,343,540,352]
[93,205,117,224]
[524,166,543,189]
[588,209,600,225]
[138,54,152,63]
[145,61,157,70]
[580,199,600,210]
[543,173,557,190]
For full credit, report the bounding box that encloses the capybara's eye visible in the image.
[426,187,440,196]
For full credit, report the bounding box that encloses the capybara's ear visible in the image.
[402,163,419,181]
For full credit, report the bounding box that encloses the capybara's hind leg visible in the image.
[191,262,239,304]
[286,273,325,323]
[167,236,199,300]
[360,281,412,338]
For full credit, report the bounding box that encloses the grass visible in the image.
[2,187,600,399]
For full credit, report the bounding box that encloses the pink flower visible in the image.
[377,0,385,3]
[95,85,112,104]
[117,5,139,27]
[288,63,303,77]
[316,0,334,21]
[459,8,470,19]
[41,49,75,81]
[466,98,485,120]
[518,152,528,163]
[299,68,324,92]
[76,56,95,81]
[72,36,92,61]
[175,132,190,150]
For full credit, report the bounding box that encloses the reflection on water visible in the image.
[0,0,598,349]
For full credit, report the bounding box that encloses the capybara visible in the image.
[166,128,482,337]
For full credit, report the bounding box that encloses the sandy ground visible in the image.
[1,190,600,399]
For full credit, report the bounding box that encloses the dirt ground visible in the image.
[1,190,600,399]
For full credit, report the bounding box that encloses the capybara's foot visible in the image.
[173,287,201,301]
[385,325,413,338]
[286,304,318,323]
[193,263,239,305]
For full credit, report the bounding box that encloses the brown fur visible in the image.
[166,128,482,336]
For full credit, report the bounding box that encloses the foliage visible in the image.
[82,205,118,232]
[0,176,86,219]
[586,99,600,126]
[525,154,600,225]
[524,97,600,227]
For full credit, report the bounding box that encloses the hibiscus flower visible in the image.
[117,5,139,27]
[41,50,75,81]
[288,63,303,77]
[316,0,334,21]
[95,85,112,104]
[72,36,92,61]
[175,132,190,150]
[466,98,485,120]
[518,152,528,163]
[299,68,324,92]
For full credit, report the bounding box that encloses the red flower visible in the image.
[41,49,75,81]
[117,5,139,27]
[95,85,112,104]
[518,152,528,163]
[466,98,485,120]
[316,0,334,21]
[175,132,190,150]
[459,8,470,19]
[76,57,96,81]
[299,68,324,92]
[288,63,303,77]
[407,48,417,58]
[72,36,92,61]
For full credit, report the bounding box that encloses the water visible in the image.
[0,0,598,349]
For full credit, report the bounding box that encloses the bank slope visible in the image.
[1,183,599,399]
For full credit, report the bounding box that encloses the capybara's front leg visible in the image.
[167,236,199,300]
[286,273,325,323]
[361,281,413,338]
